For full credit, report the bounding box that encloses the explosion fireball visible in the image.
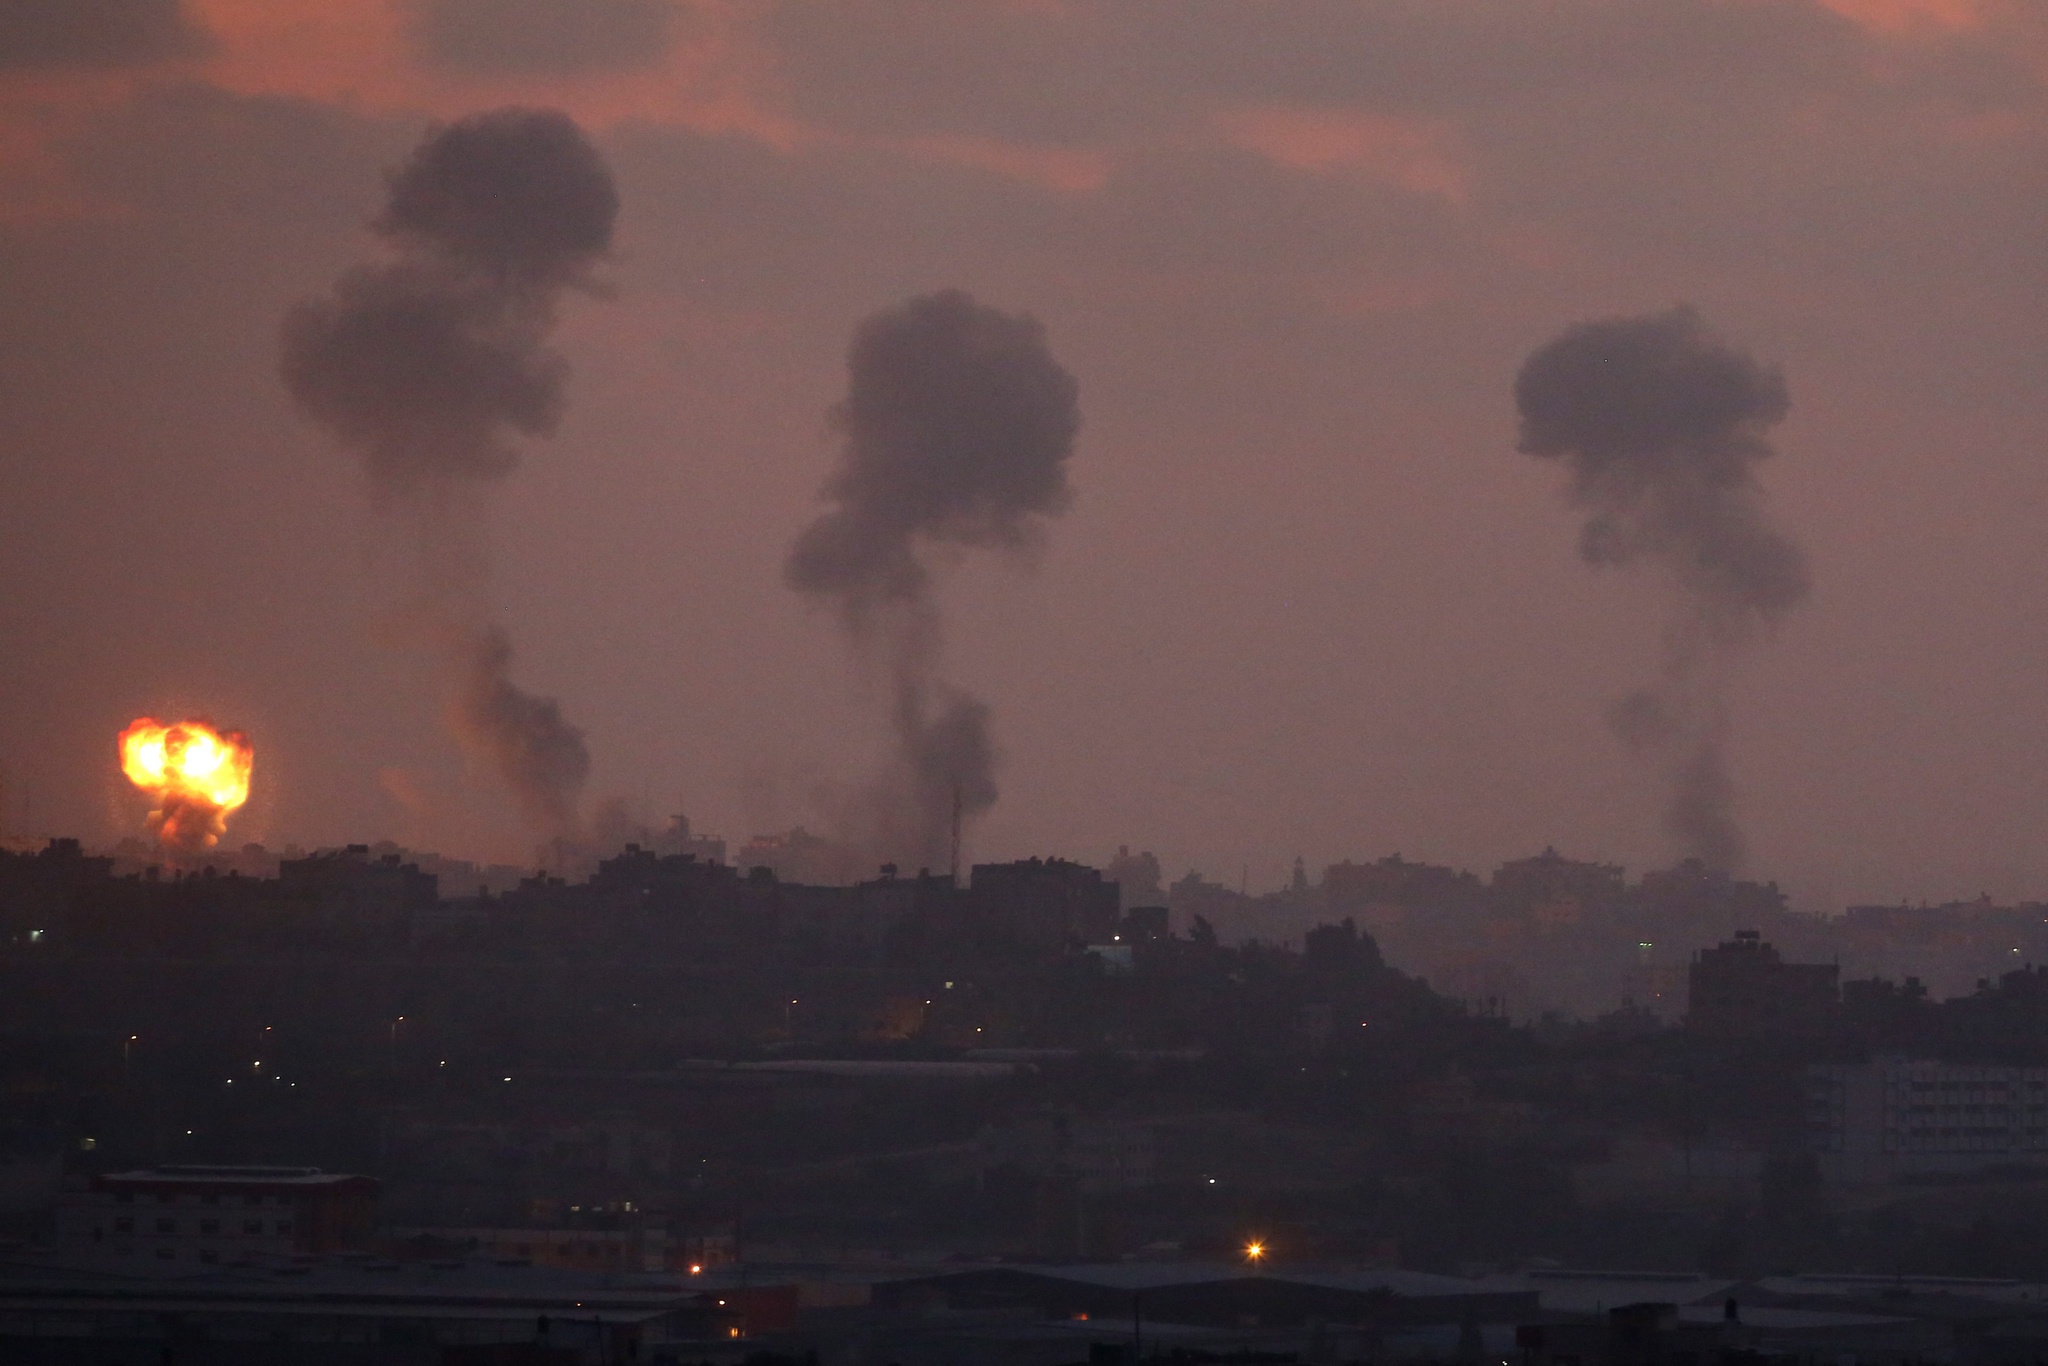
[118,718,253,851]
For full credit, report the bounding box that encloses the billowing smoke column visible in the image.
[281,107,613,834]
[1515,306,1809,870]
[788,289,1080,870]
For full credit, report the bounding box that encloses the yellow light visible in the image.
[689,1264,702,1275]
[1245,1241,1266,1262]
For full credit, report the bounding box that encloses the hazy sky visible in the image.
[3,0,2046,909]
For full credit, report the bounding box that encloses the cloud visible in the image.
[1214,106,1469,202]
[1815,0,1986,33]
[892,133,1111,194]
[407,0,680,77]
[0,0,210,72]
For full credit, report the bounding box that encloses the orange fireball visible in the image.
[118,717,253,851]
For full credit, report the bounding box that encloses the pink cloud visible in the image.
[1814,0,1985,32]
[892,132,1111,194]
[184,0,806,145]
[1214,105,1470,203]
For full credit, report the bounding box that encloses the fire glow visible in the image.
[118,717,253,851]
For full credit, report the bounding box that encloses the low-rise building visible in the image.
[55,1165,379,1266]
[1810,1055,2048,1181]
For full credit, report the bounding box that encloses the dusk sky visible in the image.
[3,0,2046,910]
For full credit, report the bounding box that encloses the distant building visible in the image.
[277,845,437,936]
[737,826,866,885]
[647,813,727,866]
[0,838,113,944]
[1492,846,1626,915]
[1323,854,1484,926]
[55,1165,379,1266]
[1104,845,1164,903]
[1686,930,1838,1038]
[1641,858,1789,922]
[970,857,1120,949]
[1811,1056,2048,1182]
[1121,904,1169,940]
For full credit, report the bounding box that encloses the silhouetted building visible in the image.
[1687,930,1838,1038]
[737,826,865,885]
[0,838,112,944]
[970,857,1119,949]
[278,844,437,937]
[1492,846,1627,924]
[1324,853,1484,923]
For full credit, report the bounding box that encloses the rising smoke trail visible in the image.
[1514,306,1809,870]
[281,107,615,836]
[787,289,1081,871]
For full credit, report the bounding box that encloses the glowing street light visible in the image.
[1244,1241,1266,1264]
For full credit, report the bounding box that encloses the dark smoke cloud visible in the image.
[282,109,618,837]
[281,108,616,493]
[788,289,1080,869]
[280,265,565,487]
[409,0,679,78]
[0,0,210,71]
[377,108,618,285]
[1515,306,1808,870]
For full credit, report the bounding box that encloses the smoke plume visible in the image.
[282,107,616,836]
[1515,306,1808,870]
[446,625,590,834]
[787,289,1080,871]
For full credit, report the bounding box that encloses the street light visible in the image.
[1244,1241,1266,1265]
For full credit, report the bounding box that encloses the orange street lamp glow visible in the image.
[1245,1241,1266,1263]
